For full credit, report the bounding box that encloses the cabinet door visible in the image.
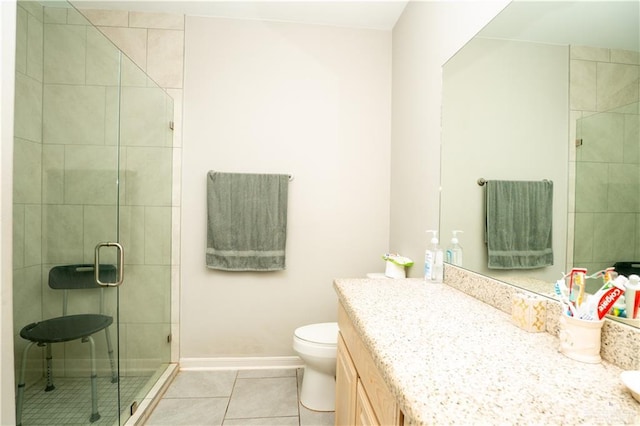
[356,379,379,426]
[338,303,402,425]
[335,333,358,426]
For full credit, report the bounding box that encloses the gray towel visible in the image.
[485,180,553,269]
[206,171,289,271]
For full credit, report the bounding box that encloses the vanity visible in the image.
[336,300,403,426]
[334,276,640,425]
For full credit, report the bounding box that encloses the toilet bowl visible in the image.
[293,322,339,411]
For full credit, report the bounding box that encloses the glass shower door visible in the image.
[116,52,174,420]
[13,1,173,424]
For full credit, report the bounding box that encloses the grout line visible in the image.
[149,368,334,426]
[21,376,150,425]
[220,369,238,423]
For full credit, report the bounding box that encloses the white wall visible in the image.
[390,0,510,278]
[181,17,392,360]
[1,1,16,423]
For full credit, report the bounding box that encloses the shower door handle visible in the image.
[94,242,124,287]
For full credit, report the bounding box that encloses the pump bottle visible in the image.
[445,230,463,266]
[425,230,444,283]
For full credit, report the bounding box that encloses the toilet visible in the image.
[293,322,339,411]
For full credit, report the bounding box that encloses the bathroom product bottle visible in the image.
[445,230,463,266]
[424,230,443,283]
[424,231,434,281]
[625,274,640,320]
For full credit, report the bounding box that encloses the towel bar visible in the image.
[477,178,550,186]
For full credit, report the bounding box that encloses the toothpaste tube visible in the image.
[594,275,628,320]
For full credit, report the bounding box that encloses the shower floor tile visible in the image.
[20,375,150,425]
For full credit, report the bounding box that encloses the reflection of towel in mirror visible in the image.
[485,180,553,269]
[206,171,289,271]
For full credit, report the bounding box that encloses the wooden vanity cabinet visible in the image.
[335,302,403,426]
[336,333,357,425]
[355,379,379,425]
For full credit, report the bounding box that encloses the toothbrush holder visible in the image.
[558,313,605,363]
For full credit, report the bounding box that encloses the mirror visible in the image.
[440,0,640,327]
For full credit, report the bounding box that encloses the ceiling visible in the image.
[71,0,409,30]
[478,1,639,52]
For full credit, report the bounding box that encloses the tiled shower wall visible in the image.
[569,45,640,273]
[75,5,185,366]
[13,0,182,384]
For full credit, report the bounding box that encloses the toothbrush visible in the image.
[568,268,588,306]
[604,267,617,283]
[563,300,577,317]
[555,280,576,316]
[576,295,596,320]
[554,279,568,298]
[575,271,586,307]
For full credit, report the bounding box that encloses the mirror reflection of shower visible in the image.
[574,100,640,290]
[439,0,640,329]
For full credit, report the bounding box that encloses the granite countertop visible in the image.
[334,278,640,425]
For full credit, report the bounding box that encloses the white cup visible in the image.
[558,313,605,363]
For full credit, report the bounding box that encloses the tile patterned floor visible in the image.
[20,375,149,425]
[145,368,335,426]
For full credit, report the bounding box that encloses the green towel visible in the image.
[485,180,553,269]
[206,171,289,271]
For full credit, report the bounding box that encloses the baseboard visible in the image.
[179,356,304,371]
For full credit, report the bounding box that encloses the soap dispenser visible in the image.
[424,230,443,283]
[446,230,463,266]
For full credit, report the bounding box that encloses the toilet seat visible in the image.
[294,322,338,346]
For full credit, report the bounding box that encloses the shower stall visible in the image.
[13,0,173,423]
[574,100,640,274]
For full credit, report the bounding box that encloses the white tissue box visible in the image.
[511,293,546,333]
